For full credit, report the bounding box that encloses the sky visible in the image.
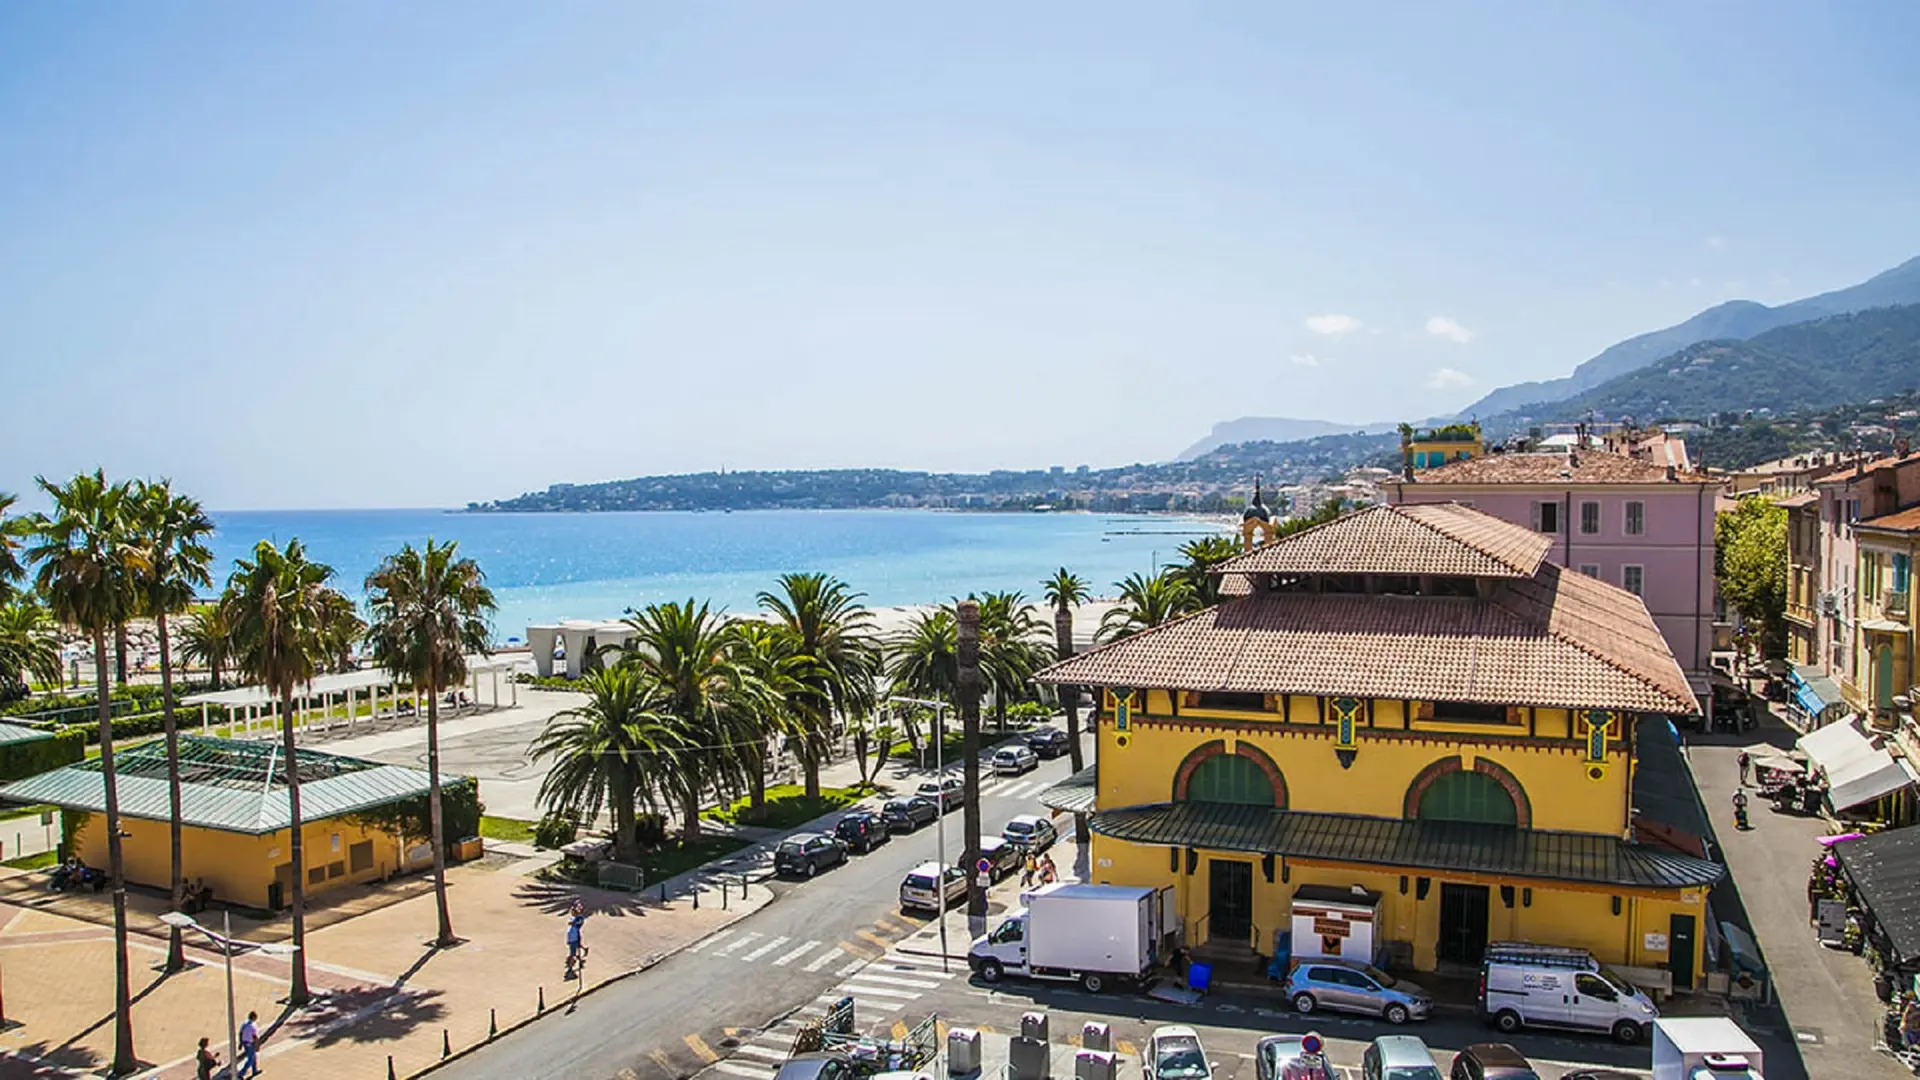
[4,2,1920,510]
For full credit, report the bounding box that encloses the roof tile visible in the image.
[1398,448,1707,486]
[1215,503,1551,579]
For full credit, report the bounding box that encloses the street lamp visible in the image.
[160,911,299,1079]
[889,695,953,972]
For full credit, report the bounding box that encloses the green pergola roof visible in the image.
[1038,766,1097,815]
[0,736,458,836]
[0,722,55,747]
[1091,801,1725,891]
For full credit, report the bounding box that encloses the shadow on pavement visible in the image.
[285,985,447,1048]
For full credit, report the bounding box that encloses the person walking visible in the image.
[1021,853,1038,888]
[1737,750,1751,787]
[565,899,589,979]
[1039,854,1057,885]
[195,1037,220,1080]
[237,1011,261,1078]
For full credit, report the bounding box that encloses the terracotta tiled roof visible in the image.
[1398,448,1708,486]
[1036,562,1696,714]
[1214,503,1551,580]
[1858,504,1920,532]
[1811,451,1920,487]
[1775,491,1820,510]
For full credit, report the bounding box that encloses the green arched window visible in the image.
[1417,770,1517,826]
[1185,754,1276,806]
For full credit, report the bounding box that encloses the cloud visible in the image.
[1288,353,1323,367]
[1425,367,1474,390]
[1425,316,1474,344]
[1304,314,1362,336]
[1705,235,1727,251]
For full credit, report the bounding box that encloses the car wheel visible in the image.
[1612,1020,1644,1045]
[1492,1010,1523,1034]
[1383,1003,1410,1025]
[805,861,817,878]
[1081,972,1105,993]
[979,959,1004,983]
[1291,992,1316,1014]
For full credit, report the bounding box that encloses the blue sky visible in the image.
[4,2,1918,509]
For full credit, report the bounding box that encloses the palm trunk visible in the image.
[681,760,702,842]
[956,602,985,920]
[610,769,638,863]
[159,611,186,973]
[280,688,311,1006]
[96,629,138,1075]
[1055,606,1083,773]
[114,625,128,685]
[748,747,766,813]
[209,656,222,691]
[426,683,454,947]
[802,730,823,801]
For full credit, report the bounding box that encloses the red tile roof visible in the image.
[1857,504,1920,532]
[1214,503,1551,579]
[1396,448,1709,486]
[1810,451,1920,487]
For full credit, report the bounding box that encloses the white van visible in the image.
[1478,941,1659,1044]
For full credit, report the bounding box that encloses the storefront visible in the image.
[1787,663,1848,733]
[1798,718,1920,826]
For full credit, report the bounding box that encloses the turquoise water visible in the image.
[204,510,1223,641]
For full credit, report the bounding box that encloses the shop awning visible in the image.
[1798,719,1918,812]
[1090,802,1725,890]
[1789,663,1846,723]
[1038,766,1097,815]
[1835,827,1920,963]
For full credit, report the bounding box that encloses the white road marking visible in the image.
[687,929,735,953]
[734,1045,788,1061]
[836,957,867,977]
[711,1062,775,1078]
[712,932,761,957]
[804,948,847,973]
[877,953,958,974]
[835,982,922,1000]
[771,940,821,966]
[740,935,789,962]
[838,972,941,989]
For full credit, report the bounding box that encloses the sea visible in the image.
[203,509,1226,644]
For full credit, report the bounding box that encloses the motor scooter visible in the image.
[1733,792,1751,830]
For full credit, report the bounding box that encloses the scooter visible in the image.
[1733,793,1751,830]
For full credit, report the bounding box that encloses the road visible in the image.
[455,738,1078,1080]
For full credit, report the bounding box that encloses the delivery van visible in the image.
[1479,941,1659,1044]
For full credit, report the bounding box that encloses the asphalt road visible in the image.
[453,739,1080,1080]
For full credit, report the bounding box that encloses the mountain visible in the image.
[1177,417,1389,460]
[1460,255,1920,418]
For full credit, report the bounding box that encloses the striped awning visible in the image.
[1038,766,1097,815]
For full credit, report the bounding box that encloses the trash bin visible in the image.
[1080,1022,1111,1052]
[1186,960,1213,994]
[266,881,283,911]
[1075,1050,1116,1080]
[1009,1036,1050,1080]
[947,1028,980,1077]
[1021,1011,1049,1042]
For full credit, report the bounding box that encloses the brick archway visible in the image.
[1172,739,1288,808]
[1402,755,1531,828]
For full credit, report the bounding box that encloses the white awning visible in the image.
[1799,719,1918,812]
[182,654,511,707]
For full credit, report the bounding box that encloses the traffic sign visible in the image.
[976,858,993,875]
[1300,1032,1323,1055]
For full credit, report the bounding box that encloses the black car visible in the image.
[1449,1043,1538,1080]
[774,1054,856,1080]
[1026,726,1072,759]
[773,832,849,878]
[881,796,940,832]
[833,810,890,854]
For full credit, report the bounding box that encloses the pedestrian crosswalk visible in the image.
[977,774,1052,800]
[688,921,933,978]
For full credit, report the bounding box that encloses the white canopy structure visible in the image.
[181,654,523,740]
[526,620,635,679]
[1798,718,1919,813]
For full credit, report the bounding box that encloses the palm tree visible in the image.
[887,609,959,762]
[758,573,881,799]
[1173,535,1242,607]
[364,539,497,948]
[318,590,367,673]
[26,470,144,1076]
[0,492,29,601]
[970,592,1046,733]
[616,601,767,841]
[727,620,804,814]
[128,480,214,974]
[177,603,235,689]
[955,600,985,920]
[224,538,347,1007]
[1041,569,1091,773]
[0,602,63,704]
[1098,571,1199,642]
[532,665,685,862]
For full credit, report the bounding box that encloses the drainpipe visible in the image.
[1564,490,1574,568]
[1697,482,1708,714]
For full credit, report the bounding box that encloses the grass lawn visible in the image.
[0,804,55,823]
[479,815,538,844]
[705,784,862,830]
[2,850,55,871]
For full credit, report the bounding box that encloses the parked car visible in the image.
[1284,958,1431,1024]
[1555,1073,1638,1080]
[881,797,940,832]
[991,744,1039,775]
[1479,941,1656,1044]
[1254,1035,1337,1080]
[774,833,849,878]
[1448,1044,1538,1080]
[1001,814,1058,854]
[773,1053,856,1080]
[898,861,967,913]
[1360,1035,1442,1080]
[978,836,1021,879]
[916,774,965,812]
[1026,726,1072,759]
[833,810,890,854]
[1143,1025,1214,1080]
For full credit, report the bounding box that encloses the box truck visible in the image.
[967,883,1169,993]
[1652,1017,1764,1080]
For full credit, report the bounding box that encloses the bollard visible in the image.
[722,884,728,910]
[387,1054,397,1080]
[443,1028,452,1058]
[489,1007,498,1038]
[692,887,699,910]
[659,882,668,904]
[1079,1022,1110,1053]
[538,985,546,1013]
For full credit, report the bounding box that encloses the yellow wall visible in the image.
[72,812,413,910]
[1103,696,1632,835]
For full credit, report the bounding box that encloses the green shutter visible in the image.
[1416,770,1517,826]
[1184,754,1276,806]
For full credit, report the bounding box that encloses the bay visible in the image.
[205,509,1224,642]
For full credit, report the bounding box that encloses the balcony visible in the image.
[1890,590,1910,619]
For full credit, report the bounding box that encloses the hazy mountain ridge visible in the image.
[1177,417,1390,460]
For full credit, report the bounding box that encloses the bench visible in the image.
[596,862,644,892]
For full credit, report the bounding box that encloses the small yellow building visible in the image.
[0,735,460,911]
[1038,502,1720,988]
[1401,423,1485,471]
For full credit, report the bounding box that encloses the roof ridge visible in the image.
[1034,597,1226,680]
[1397,504,1540,576]
[1213,504,1395,574]
[1492,566,1694,713]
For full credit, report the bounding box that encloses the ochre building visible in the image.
[1038,502,1721,986]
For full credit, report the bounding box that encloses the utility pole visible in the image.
[957,600,986,923]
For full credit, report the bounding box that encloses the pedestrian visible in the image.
[565,899,588,979]
[1021,854,1037,888]
[1039,854,1057,884]
[237,1010,261,1078]
[1904,996,1920,1050]
[195,1037,220,1080]
[1737,750,1751,787]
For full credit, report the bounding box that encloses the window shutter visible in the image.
[1530,502,1542,531]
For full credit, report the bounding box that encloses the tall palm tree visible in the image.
[727,620,805,814]
[1098,571,1199,642]
[617,601,767,841]
[758,573,881,799]
[318,590,367,673]
[531,665,686,862]
[177,602,234,689]
[128,480,215,974]
[224,538,346,1007]
[0,602,63,703]
[1041,569,1091,773]
[956,600,985,920]
[887,609,959,761]
[1173,535,1243,607]
[364,539,497,948]
[972,591,1046,733]
[26,470,144,1076]
[0,492,28,602]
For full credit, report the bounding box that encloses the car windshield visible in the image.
[1383,1069,1441,1080]
[1004,822,1032,835]
[1363,965,1397,988]
[905,874,935,889]
[885,802,908,812]
[778,841,804,855]
[1155,1038,1208,1080]
[1599,967,1634,993]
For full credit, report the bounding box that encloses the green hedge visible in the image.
[2,680,217,725]
[0,728,85,783]
[345,776,483,848]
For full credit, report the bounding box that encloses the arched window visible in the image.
[1185,754,1276,806]
[1416,770,1517,826]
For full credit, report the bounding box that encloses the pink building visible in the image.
[1808,451,1920,693]
[1385,443,1719,707]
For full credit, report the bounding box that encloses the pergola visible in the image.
[525,620,634,679]
[182,654,521,740]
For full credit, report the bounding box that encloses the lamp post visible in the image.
[160,911,299,1078]
[890,696,952,972]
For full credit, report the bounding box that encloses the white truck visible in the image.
[1652,1017,1765,1080]
[967,883,1168,993]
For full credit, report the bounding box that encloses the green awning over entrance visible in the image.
[1091,801,1724,891]
[1038,766,1097,815]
